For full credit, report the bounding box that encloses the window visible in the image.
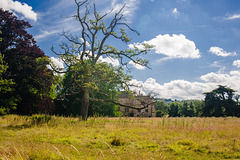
[145,109,148,112]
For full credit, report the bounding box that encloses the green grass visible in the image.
[0,115,240,159]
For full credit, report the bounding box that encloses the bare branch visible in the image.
[117,23,140,35]
[48,62,68,74]
[89,97,154,110]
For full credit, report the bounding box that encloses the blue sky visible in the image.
[2,0,240,100]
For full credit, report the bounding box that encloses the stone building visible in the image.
[118,92,155,117]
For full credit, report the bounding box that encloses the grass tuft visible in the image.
[111,137,125,146]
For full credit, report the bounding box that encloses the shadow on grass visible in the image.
[3,124,31,130]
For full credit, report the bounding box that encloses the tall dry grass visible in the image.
[0,115,239,159]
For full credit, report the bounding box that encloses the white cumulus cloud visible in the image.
[130,34,200,61]
[0,0,37,21]
[209,46,237,57]
[200,72,230,83]
[129,69,240,100]
[233,60,240,68]
[200,71,240,92]
[129,78,211,100]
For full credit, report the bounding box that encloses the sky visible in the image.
[1,0,240,100]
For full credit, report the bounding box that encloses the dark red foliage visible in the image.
[0,9,54,115]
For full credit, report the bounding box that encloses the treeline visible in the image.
[155,100,205,117]
[155,85,240,117]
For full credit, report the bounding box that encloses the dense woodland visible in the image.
[1,5,240,118]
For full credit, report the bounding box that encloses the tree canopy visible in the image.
[0,9,54,115]
[54,61,125,117]
[203,85,239,117]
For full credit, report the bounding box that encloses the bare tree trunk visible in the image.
[81,88,89,120]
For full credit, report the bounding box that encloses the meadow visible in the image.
[0,115,239,160]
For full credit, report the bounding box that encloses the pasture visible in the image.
[0,115,239,159]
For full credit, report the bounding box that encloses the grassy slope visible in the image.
[0,115,240,160]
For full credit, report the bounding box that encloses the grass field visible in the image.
[0,115,239,160]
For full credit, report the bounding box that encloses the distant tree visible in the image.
[0,9,54,115]
[234,95,240,117]
[51,0,152,120]
[203,85,236,117]
[155,110,166,117]
[155,100,169,117]
[180,101,188,117]
[180,101,196,117]
[193,100,204,117]
[168,102,181,117]
[189,101,196,117]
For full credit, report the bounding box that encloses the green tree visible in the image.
[180,101,188,117]
[203,85,236,117]
[193,100,204,117]
[234,95,240,117]
[154,100,169,117]
[168,102,181,117]
[189,101,196,117]
[55,62,125,117]
[180,101,196,117]
[0,53,16,114]
[52,0,152,120]
[88,64,124,117]
[0,9,54,115]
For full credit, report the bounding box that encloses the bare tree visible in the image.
[52,0,152,120]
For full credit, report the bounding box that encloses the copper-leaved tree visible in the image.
[52,0,152,120]
[0,9,55,115]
